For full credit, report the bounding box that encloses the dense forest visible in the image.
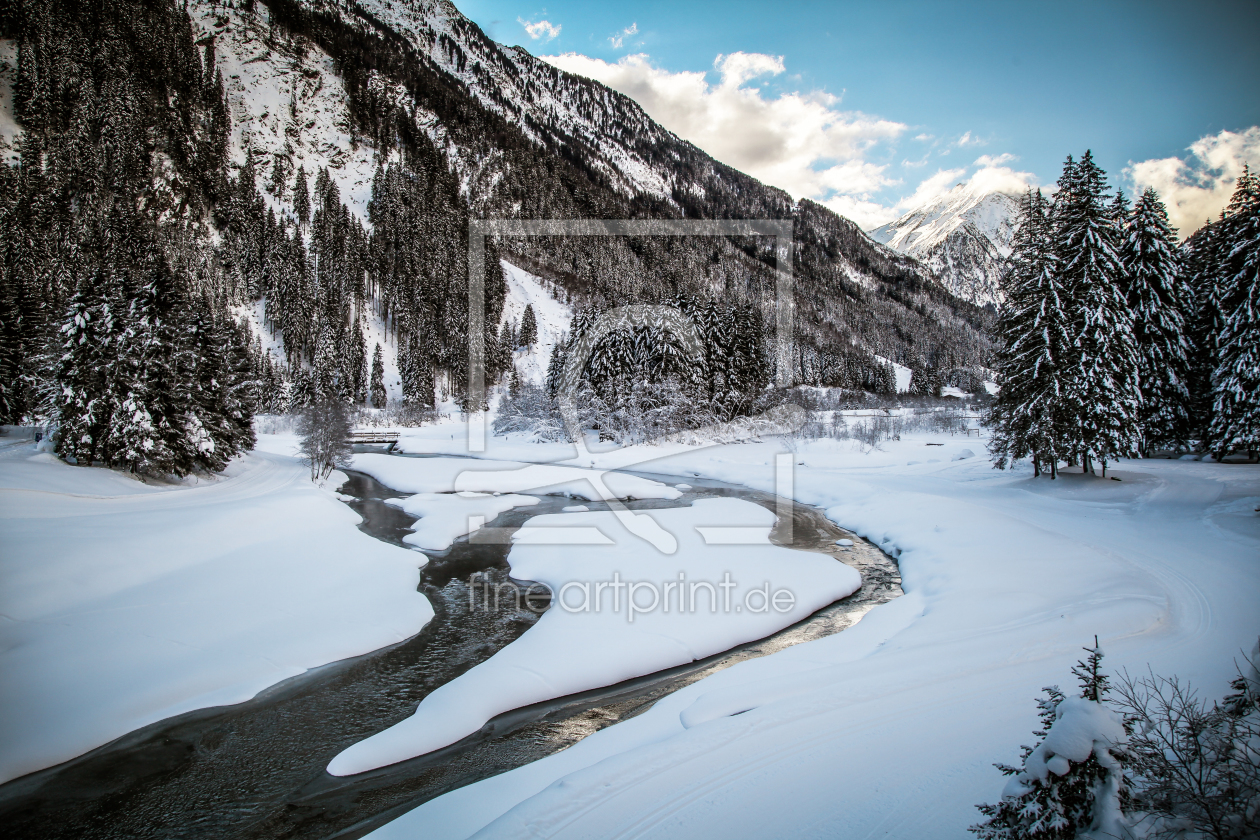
[989,154,1259,473]
[0,0,1004,474]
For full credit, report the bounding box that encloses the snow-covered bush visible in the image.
[579,376,721,445]
[494,380,566,441]
[973,641,1133,840]
[1114,641,1260,840]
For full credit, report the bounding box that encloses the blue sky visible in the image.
[454,0,1260,233]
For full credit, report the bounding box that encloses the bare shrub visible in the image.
[354,402,440,428]
[580,376,721,445]
[296,398,353,481]
[1114,647,1260,840]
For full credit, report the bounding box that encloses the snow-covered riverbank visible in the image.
[366,420,1260,840]
[0,437,432,785]
[4,420,1256,838]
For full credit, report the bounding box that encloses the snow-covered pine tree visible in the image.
[268,151,288,200]
[1053,151,1142,474]
[991,189,1067,477]
[55,268,124,466]
[110,266,183,475]
[1208,166,1260,457]
[398,330,435,408]
[519,303,537,347]
[545,334,568,397]
[370,343,387,408]
[1108,189,1131,229]
[972,640,1131,840]
[293,165,310,231]
[1122,189,1194,453]
[909,352,944,397]
[1182,220,1225,444]
[730,302,770,415]
[312,320,340,404]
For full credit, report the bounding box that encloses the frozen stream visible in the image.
[0,451,900,840]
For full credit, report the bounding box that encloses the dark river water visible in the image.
[0,449,900,840]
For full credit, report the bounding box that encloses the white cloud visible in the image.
[518,17,561,42]
[974,153,1015,167]
[955,131,985,148]
[1126,127,1260,237]
[540,51,906,219]
[889,159,1040,218]
[822,195,901,230]
[609,23,638,49]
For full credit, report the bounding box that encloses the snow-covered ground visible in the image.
[386,492,539,551]
[499,261,572,386]
[0,433,432,785]
[4,416,1256,837]
[363,424,1259,840]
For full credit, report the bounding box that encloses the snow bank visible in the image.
[328,498,861,775]
[387,492,538,551]
[0,441,432,785]
[366,428,1259,840]
[351,453,683,502]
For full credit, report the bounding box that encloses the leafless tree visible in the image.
[1113,646,1260,840]
[296,398,353,481]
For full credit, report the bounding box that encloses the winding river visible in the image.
[0,449,900,840]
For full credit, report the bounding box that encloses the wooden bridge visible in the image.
[347,430,401,445]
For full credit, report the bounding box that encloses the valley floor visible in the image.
[368,421,1260,840]
[1,422,1257,838]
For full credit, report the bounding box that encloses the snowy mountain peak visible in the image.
[870,184,1022,307]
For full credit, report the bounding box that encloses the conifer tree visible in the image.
[110,265,185,475]
[545,335,568,397]
[293,165,310,231]
[990,189,1067,476]
[972,640,1131,840]
[55,270,124,466]
[1183,221,1225,443]
[369,343,387,408]
[268,152,288,200]
[1053,151,1142,473]
[1122,189,1194,452]
[519,303,537,347]
[1209,167,1260,457]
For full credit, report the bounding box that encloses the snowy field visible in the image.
[0,432,432,785]
[365,420,1260,840]
[2,418,1256,839]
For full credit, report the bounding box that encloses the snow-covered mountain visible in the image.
[870,184,1021,308]
[196,0,993,371]
[1,0,997,418]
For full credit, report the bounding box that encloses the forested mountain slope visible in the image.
[0,0,994,441]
